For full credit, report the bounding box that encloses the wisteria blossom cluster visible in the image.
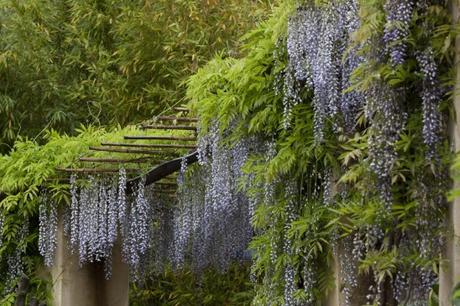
[383,0,414,65]
[38,194,58,267]
[5,220,28,291]
[278,0,449,304]
[173,124,256,272]
[285,0,364,139]
[123,177,151,274]
[38,170,151,278]
[283,182,299,306]
[416,47,444,159]
[366,83,406,209]
[132,190,174,277]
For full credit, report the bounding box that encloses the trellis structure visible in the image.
[50,108,199,306]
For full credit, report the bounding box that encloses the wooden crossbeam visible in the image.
[159,177,177,182]
[140,124,197,131]
[155,182,177,187]
[56,168,142,174]
[79,157,161,163]
[89,146,170,155]
[153,186,177,192]
[173,107,190,112]
[154,116,198,123]
[152,189,177,194]
[100,142,196,149]
[124,135,197,141]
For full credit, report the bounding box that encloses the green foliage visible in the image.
[186,1,294,137]
[0,124,194,302]
[0,0,458,303]
[130,264,254,306]
[453,282,460,306]
[0,0,273,151]
[185,0,456,303]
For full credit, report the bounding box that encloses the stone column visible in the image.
[440,1,460,304]
[51,216,129,306]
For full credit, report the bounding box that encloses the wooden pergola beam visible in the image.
[127,151,198,193]
[56,168,143,174]
[154,182,177,187]
[124,135,197,141]
[140,124,197,131]
[154,116,198,123]
[100,142,196,149]
[79,157,161,163]
[173,107,190,112]
[89,146,170,155]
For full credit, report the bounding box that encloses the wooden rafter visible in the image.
[154,182,177,187]
[173,107,190,112]
[89,146,171,155]
[140,124,197,131]
[126,151,198,192]
[153,116,198,123]
[79,157,161,164]
[124,135,197,141]
[56,168,143,174]
[100,142,196,149]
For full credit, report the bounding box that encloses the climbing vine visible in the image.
[186,0,456,304]
[0,0,458,305]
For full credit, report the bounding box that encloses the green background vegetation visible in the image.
[1,0,460,304]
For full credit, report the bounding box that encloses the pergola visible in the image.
[17,107,199,306]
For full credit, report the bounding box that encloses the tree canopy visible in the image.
[0,0,272,153]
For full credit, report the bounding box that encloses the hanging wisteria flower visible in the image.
[123,177,151,271]
[118,167,128,235]
[416,47,443,159]
[70,173,79,250]
[366,82,406,208]
[177,157,188,185]
[38,195,58,267]
[283,181,298,306]
[285,1,363,141]
[171,124,256,273]
[383,0,415,66]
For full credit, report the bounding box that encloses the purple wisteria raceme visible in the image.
[46,169,150,275]
[416,48,443,160]
[117,168,127,235]
[38,195,57,267]
[172,124,256,273]
[124,177,150,271]
[383,0,415,66]
[285,0,364,140]
[283,182,298,306]
[70,174,79,250]
[366,83,406,208]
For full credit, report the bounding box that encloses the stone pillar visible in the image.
[324,255,340,306]
[440,1,460,304]
[51,216,129,306]
[325,241,371,306]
